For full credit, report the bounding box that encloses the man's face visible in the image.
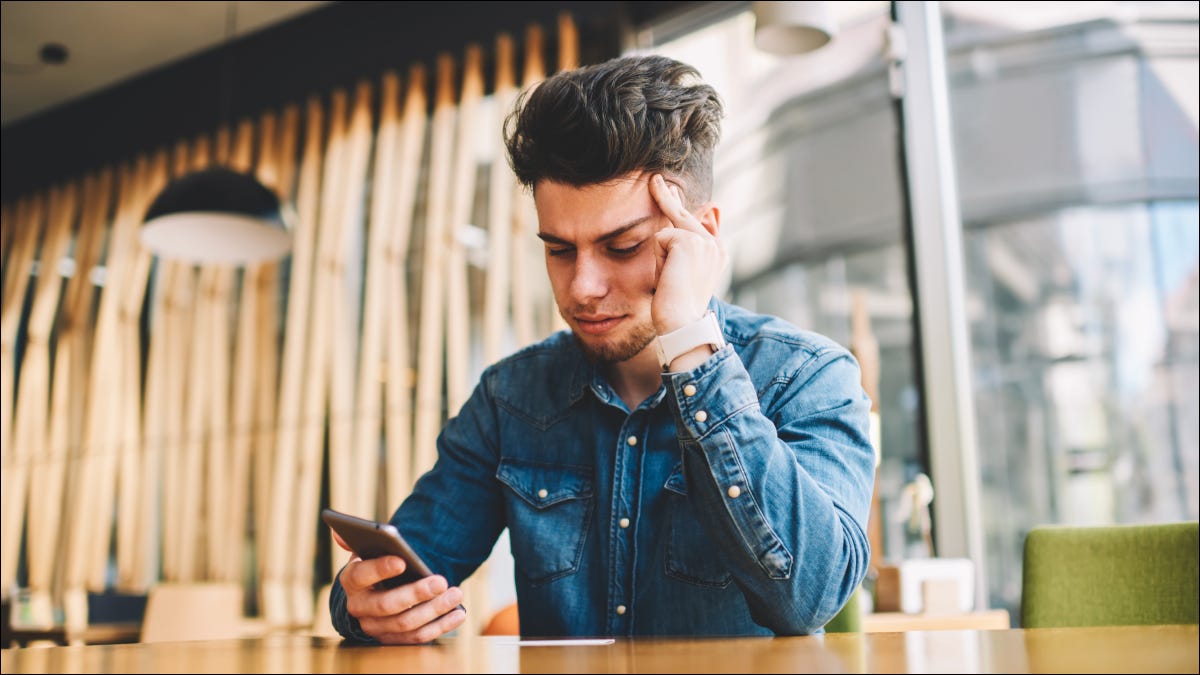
[534,172,665,364]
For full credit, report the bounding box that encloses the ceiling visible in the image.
[0,1,328,127]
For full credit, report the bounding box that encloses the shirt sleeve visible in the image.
[329,371,506,642]
[662,343,875,635]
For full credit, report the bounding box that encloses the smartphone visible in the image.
[321,508,435,590]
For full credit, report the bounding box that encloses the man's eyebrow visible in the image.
[536,216,653,246]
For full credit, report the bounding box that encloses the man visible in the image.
[330,54,875,643]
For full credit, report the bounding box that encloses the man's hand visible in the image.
[648,173,725,335]
[333,532,467,644]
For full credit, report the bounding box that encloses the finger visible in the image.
[341,555,408,593]
[365,586,464,636]
[375,606,468,645]
[331,531,351,552]
[354,573,448,619]
[649,174,705,234]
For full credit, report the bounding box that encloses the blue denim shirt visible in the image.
[331,299,875,638]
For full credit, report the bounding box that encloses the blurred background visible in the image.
[1,0,1197,642]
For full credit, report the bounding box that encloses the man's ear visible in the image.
[697,202,720,238]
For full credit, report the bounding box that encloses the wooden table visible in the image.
[2,625,1196,673]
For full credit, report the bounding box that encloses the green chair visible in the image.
[824,585,863,633]
[1020,521,1199,628]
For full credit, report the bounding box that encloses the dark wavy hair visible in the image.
[504,55,724,207]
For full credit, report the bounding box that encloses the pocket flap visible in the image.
[663,462,688,496]
[497,458,593,508]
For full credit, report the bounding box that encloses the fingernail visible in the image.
[653,174,664,185]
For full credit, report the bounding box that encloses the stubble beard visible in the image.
[567,312,657,364]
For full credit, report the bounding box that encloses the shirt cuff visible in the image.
[662,345,758,441]
[330,579,380,644]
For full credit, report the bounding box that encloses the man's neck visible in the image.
[605,346,663,412]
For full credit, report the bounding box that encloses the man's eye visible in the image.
[609,243,642,256]
[547,247,573,257]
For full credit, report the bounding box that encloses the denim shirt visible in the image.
[331,299,875,638]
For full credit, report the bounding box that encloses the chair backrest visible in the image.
[823,586,863,633]
[1020,521,1199,628]
[140,582,246,643]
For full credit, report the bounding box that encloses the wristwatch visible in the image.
[654,310,726,370]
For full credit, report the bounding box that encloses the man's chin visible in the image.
[573,330,655,365]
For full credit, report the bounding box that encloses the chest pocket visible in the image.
[497,458,594,586]
[663,463,733,588]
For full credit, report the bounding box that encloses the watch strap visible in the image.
[654,310,726,370]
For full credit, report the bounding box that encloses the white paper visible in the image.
[510,639,616,647]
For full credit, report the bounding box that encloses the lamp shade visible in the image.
[753,1,837,55]
[141,167,292,265]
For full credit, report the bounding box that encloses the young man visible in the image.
[330,54,875,643]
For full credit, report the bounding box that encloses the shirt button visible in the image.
[694,410,708,423]
[626,435,637,446]
[616,605,627,615]
[683,384,697,397]
[727,485,742,499]
[537,488,548,499]
[619,517,630,529]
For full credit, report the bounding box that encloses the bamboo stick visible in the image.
[219,113,270,585]
[62,157,141,632]
[159,258,195,581]
[351,70,402,524]
[202,261,234,580]
[177,264,216,582]
[1,195,44,595]
[276,87,349,627]
[159,141,195,583]
[483,34,517,367]
[129,142,194,590]
[511,25,546,348]
[445,46,484,416]
[213,119,258,584]
[558,12,579,71]
[34,171,108,627]
[114,152,167,592]
[253,104,298,578]
[172,135,215,584]
[49,169,113,616]
[7,186,71,611]
[413,54,459,481]
[302,80,374,627]
[96,155,156,590]
[262,96,324,627]
[384,64,427,510]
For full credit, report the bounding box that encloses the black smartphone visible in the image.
[321,508,435,590]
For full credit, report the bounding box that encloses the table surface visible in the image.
[2,624,1196,673]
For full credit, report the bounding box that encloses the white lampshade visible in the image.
[753,1,837,55]
[141,167,292,265]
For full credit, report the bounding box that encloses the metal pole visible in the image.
[891,0,988,610]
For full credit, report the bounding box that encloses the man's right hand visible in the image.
[334,532,467,644]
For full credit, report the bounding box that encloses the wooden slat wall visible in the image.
[0,13,581,635]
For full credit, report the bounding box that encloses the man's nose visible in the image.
[570,254,608,304]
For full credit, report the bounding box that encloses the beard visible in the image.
[566,310,657,364]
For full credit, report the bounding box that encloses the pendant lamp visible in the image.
[139,3,292,266]
[752,1,837,55]
[141,167,291,265]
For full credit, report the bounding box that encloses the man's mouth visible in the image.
[575,315,625,335]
